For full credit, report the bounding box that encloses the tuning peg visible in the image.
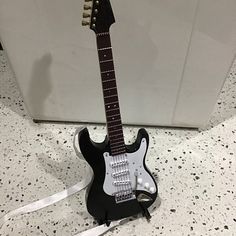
[84,5,92,10]
[83,13,91,18]
[82,20,90,26]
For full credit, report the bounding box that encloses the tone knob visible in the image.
[149,187,155,193]
[144,182,150,189]
[137,178,143,185]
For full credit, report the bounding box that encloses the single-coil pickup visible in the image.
[112,170,129,178]
[113,180,131,186]
[110,160,128,168]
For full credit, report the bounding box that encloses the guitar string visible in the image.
[123,154,128,197]
[121,154,126,198]
[122,154,127,196]
[121,153,127,196]
[125,154,131,196]
[118,154,123,196]
[114,154,118,194]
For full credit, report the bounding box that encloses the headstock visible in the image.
[82,0,115,33]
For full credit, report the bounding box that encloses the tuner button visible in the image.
[92,17,96,22]
[137,178,143,185]
[95,0,99,5]
[144,182,150,189]
[82,20,90,26]
[84,5,92,10]
[94,9,98,14]
[83,13,91,18]
[149,187,156,193]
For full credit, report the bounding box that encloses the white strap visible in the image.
[0,127,92,228]
[0,127,133,236]
[0,166,92,227]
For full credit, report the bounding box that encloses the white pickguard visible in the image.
[103,138,156,196]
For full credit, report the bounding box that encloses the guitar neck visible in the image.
[96,32,125,156]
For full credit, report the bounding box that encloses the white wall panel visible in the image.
[1,0,234,127]
[173,0,236,127]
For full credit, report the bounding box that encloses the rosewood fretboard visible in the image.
[96,32,125,156]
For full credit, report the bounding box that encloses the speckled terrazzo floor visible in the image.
[0,50,235,236]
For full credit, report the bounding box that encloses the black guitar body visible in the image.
[78,127,158,224]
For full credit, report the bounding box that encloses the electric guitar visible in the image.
[79,0,158,226]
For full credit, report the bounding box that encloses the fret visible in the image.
[104,87,117,91]
[104,94,118,99]
[100,59,113,64]
[104,101,119,106]
[102,79,116,83]
[98,47,112,51]
[96,32,110,37]
[102,76,115,82]
[101,70,114,74]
